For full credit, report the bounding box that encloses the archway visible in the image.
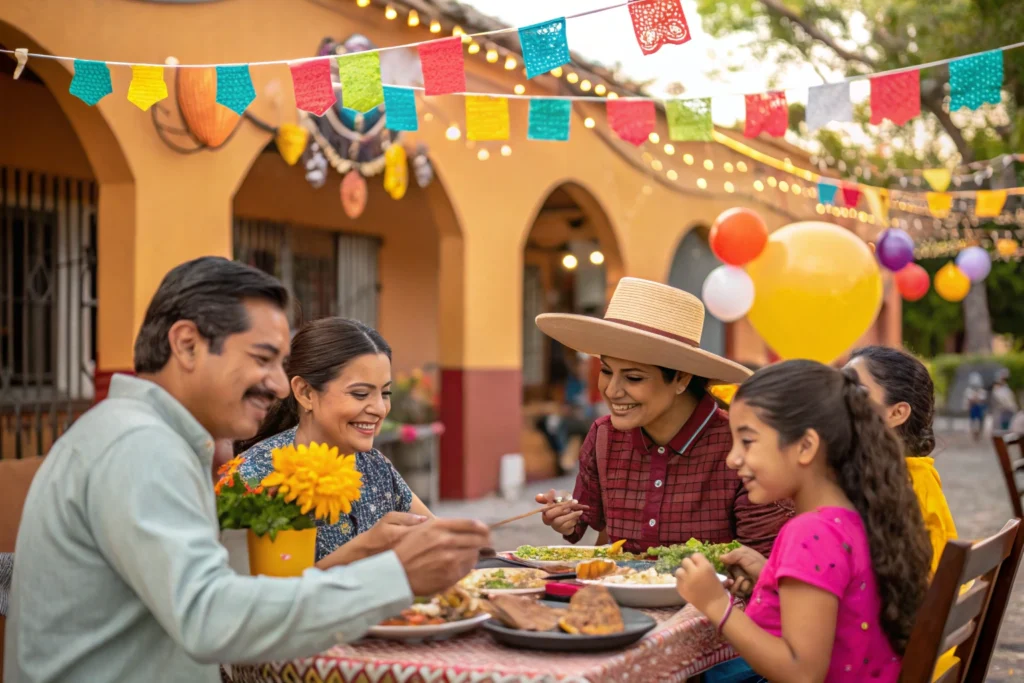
[668,225,726,357]
[519,181,623,479]
[0,28,133,459]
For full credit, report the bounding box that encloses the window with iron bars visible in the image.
[233,218,380,329]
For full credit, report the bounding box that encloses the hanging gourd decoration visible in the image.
[276,124,309,166]
[176,67,241,148]
[340,171,368,219]
[383,144,409,200]
[412,144,434,189]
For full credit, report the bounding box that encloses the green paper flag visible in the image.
[666,98,712,141]
[337,52,385,113]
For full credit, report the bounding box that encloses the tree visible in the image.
[695,0,1024,353]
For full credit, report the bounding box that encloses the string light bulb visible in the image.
[724,182,735,193]
[562,254,578,270]
[356,0,370,6]
[429,19,442,33]
[607,92,619,99]
[504,55,518,70]
[384,5,398,20]
[683,154,694,165]
[595,84,607,96]
[724,162,734,173]
[550,67,563,78]
[500,145,512,157]
[452,25,465,37]
[697,178,708,189]
[407,9,420,26]
[567,72,579,84]
[445,125,461,141]
[468,42,480,54]
[648,132,660,144]
[486,48,499,63]
[816,204,826,215]
[767,176,777,187]
[664,144,675,155]
[477,149,490,161]
[514,84,526,95]
[703,159,714,171]
[584,117,595,128]
[779,180,790,192]
[589,250,605,265]
[651,159,663,171]
[737,161,748,172]
[580,79,592,92]
[667,169,678,180]
[754,180,765,192]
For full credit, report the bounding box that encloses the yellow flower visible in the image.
[260,442,363,525]
[709,383,738,405]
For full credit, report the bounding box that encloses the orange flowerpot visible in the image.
[246,528,317,577]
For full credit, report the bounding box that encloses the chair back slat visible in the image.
[900,519,1022,683]
[991,433,1024,519]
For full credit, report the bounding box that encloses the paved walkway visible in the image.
[435,427,1023,680]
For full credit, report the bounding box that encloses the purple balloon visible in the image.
[876,228,916,271]
[955,246,992,283]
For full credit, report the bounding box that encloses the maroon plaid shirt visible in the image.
[565,393,792,557]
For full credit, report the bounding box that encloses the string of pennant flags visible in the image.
[3,0,1023,194]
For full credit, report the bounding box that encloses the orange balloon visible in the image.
[710,208,768,266]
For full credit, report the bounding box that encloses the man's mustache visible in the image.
[243,387,277,403]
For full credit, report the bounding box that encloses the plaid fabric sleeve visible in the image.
[732,488,795,557]
[563,422,605,543]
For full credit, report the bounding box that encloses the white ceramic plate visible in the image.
[508,545,620,568]
[366,613,491,642]
[578,573,727,609]
[459,568,549,597]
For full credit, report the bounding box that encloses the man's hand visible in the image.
[535,489,588,536]
[316,512,427,570]
[393,518,490,597]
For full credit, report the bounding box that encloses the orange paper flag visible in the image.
[975,190,1007,218]
[127,65,168,111]
[926,192,953,218]
[465,96,509,141]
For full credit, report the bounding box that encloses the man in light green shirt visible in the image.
[5,257,488,683]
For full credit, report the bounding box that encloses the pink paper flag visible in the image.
[628,0,692,56]
[607,99,656,146]
[744,92,788,138]
[842,186,862,208]
[418,37,466,96]
[289,60,336,116]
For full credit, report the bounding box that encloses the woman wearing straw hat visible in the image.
[534,278,792,557]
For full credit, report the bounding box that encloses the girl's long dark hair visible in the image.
[850,346,936,457]
[235,318,391,454]
[735,360,931,655]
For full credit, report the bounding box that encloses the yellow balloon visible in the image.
[934,263,971,302]
[746,221,883,364]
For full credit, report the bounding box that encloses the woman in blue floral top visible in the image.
[236,317,432,567]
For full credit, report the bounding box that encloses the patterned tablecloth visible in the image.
[227,604,736,683]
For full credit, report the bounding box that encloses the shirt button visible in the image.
[648,519,657,527]
[654,479,663,488]
[657,447,666,454]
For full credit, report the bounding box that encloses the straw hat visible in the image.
[536,277,752,385]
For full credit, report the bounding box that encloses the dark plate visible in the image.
[481,600,657,651]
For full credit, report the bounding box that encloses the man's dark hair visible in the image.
[133,257,289,374]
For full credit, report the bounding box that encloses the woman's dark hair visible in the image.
[658,367,708,398]
[850,346,936,457]
[235,317,391,453]
[734,360,932,655]
[134,257,289,374]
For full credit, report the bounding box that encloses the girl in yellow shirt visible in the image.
[847,346,958,679]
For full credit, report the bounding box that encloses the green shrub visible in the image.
[928,353,1024,405]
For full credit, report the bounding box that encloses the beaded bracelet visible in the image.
[717,594,735,636]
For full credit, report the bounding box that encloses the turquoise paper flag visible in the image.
[818,182,839,205]
[519,18,570,79]
[69,60,113,106]
[950,50,1003,110]
[383,86,418,132]
[215,65,256,114]
[528,99,571,141]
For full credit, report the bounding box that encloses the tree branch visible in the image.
[758,0,879,68]
[921,83,975,162]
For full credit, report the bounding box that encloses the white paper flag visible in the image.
[806,82,853,131]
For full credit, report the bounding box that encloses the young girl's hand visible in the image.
[676,554,730,618]
[720,545,766,598]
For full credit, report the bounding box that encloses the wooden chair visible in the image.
[900,518,1024,683]
[991,432,1024,519]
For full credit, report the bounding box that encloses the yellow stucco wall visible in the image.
[0,0,899,377]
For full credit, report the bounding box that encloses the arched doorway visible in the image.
[520,182,623,479]
[668,226,726,357]
[0,31,134,458]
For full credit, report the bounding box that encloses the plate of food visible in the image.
[577,564,727,609]
[646,539,741,575]
[481,585,657,651]
[459,568,549,597]
[510,540,637,568]
[367,587,490,642]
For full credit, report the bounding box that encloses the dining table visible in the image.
[225,602,737,683]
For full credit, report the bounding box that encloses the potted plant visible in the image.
[215,443,363,577]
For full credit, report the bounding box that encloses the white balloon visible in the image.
[702,265,755,322]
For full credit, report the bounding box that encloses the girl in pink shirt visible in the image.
[677,360,932,682]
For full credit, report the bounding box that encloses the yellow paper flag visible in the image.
[127,65,168,111]
[927,192,953,218]
[465,96,509,141]
[975,190,1007,218]
[863,187,890,227]
[922,168,952,193]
